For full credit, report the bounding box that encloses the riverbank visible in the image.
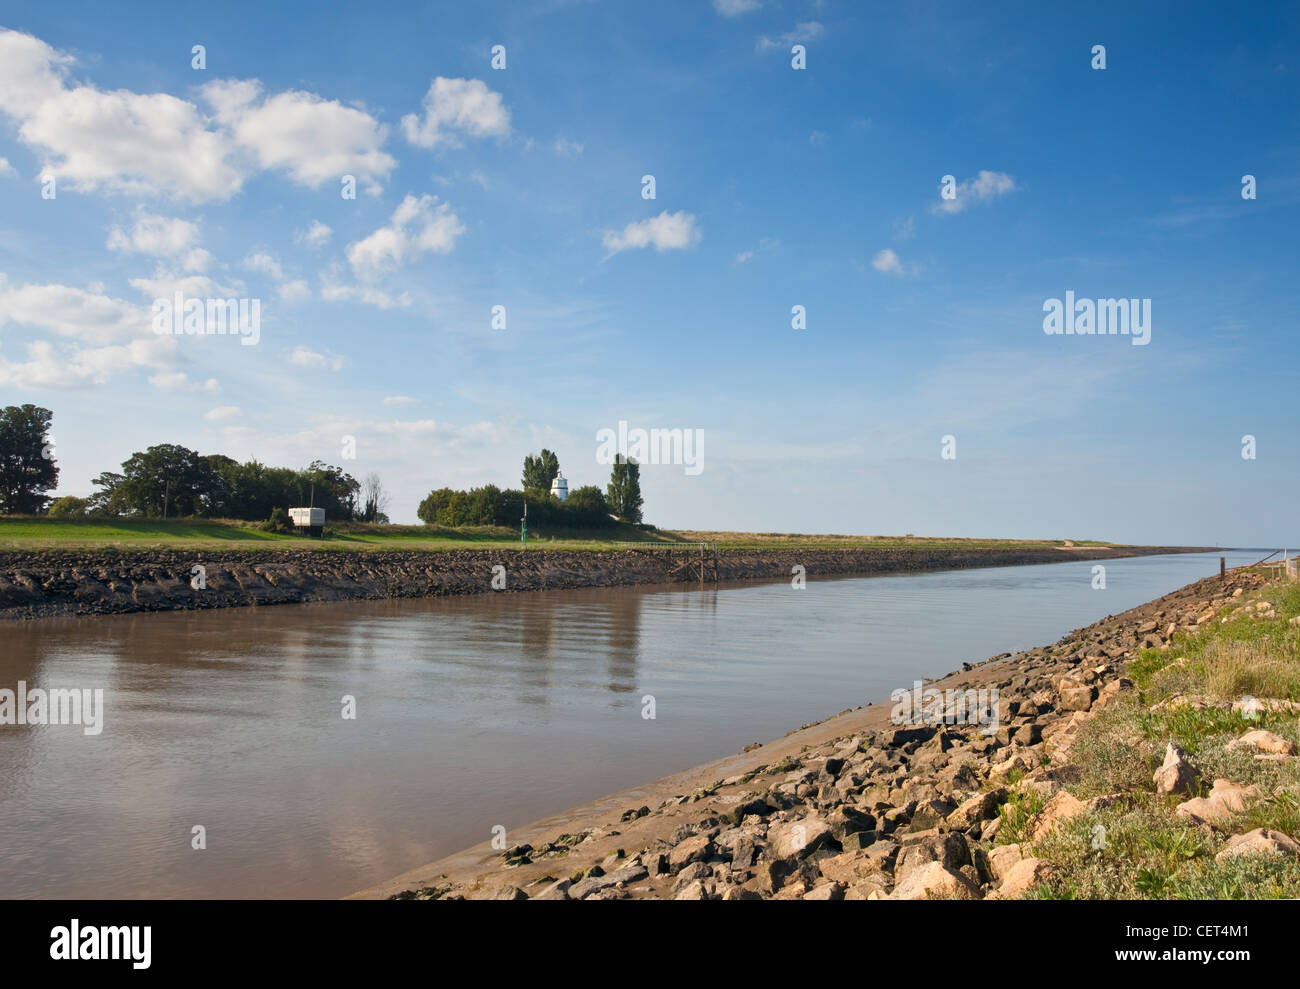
[355,564,1300,900]
[0,543,1214,620]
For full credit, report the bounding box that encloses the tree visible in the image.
[301,460,360,521]
[360,472,391,523]
[521,449,560,493]
[565,485,609,526]
[606,455,643,523]
[417,488,457,525]
[47,495,89,519]
[0,405,59,514]
[90,444,214,517]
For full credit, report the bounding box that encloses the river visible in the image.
[0,549,1261,898]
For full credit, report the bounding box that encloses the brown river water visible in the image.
[0,550,1256,898]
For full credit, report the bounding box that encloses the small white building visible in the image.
[550,471,568,501]
[289,507,325,536]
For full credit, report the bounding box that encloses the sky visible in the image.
[0,1,1296,544]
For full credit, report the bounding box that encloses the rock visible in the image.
[894,833,970,882]
[673,879,714,900]
[673,861,712,886]
[886,726,937,748]
[1226,730,1295,756]
[826,805,875,839]
[945,787,1008,829]
[986,843,1025,880]
[841,829,876,852]
[803,882,845,900]
[1094,677,1136,710]
[490,885,528,900]
[1030,790,1088,842]
[817,850,890,886]
[568,862,648,899]
[667,834,714,872]
[1153,742,1198,796]
[770,817,835,859]
[842,875,891,899]
[1214,828,1300,863]
[531,878,573,900]
[989,857,1053,899]
[1176,779,1262,827]
[887,861,982,900]
[990,753,1029,778]
[1059,684,1097,712]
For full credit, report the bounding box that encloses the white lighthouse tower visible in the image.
[550,470,568,501]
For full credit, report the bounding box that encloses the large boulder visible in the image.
[988,857,1053,899]
[888,861,982,900]
[894,832,970,882]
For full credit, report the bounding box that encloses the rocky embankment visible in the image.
[358,566,1299,901]
[0,544,1210,620]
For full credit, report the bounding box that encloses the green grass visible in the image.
[0,516,1139,554]
[1013,575,1300,899]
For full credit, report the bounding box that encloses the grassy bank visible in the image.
[0,516,1129,554]
[1015,570,1300,898]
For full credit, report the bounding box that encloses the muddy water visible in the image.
[0,550,1257,898]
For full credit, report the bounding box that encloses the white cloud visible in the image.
[203,79,396,194]
[319,265,411,309]
[150,371,220,392]
[279,279,310,301]
[128,270,244,303]
[402,77,511,149]
[931,170,1017,215]
[298,220,332,248]
[243,251,284,280]
[714,0,761,16]
[383,395,419,406]
[346,193,466,278]
[0,157,15,177]
[107,213,215,273]
[871,248,923,278]
[0,337,177,389]
[553,137,584,157]
[0,278,188,388]
[107,212,199,256]
[289,345,345,371]
[0,29,244,201]
[0,29,396,202]
[603,210,701,255]
[757,21,824,51]
[0,281,149,343]
[733,236,778,265]
[204,405,242,421]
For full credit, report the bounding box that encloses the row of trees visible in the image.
[417,449,645,528]
[80,447,385,522]
[0,407,642,530]
[0,405,391,523]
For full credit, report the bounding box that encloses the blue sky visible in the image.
[0,1,1296,543]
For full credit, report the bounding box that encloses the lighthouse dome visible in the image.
[550,470,568,501]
